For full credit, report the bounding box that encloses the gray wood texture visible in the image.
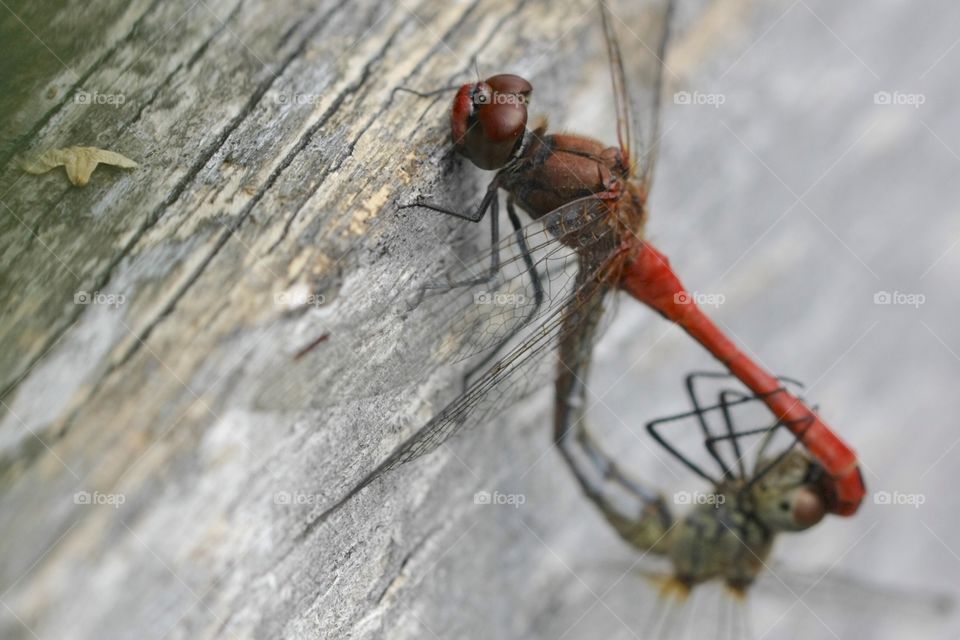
[1,0,958,638]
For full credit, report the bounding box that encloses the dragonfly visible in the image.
[312,0,865,567]
[557,362,834,595]
[553,369,953,637]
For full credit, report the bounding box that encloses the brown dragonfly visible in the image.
[312,0,865,589]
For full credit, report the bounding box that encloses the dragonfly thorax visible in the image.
[665,450,829,592]
[667,489,774,591]
[503,133,636,223]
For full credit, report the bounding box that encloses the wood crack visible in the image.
[0,0,167,168]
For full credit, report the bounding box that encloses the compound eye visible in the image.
[792,487,827,529]
[476,97,526,143]
[450,76,530,170]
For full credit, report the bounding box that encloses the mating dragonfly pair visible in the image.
[325,0,865,596]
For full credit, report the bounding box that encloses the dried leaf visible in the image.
[21,146,138,186]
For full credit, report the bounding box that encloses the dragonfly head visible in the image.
[666,451,829,594]
[750,448,829,533]
[451,73,532,170]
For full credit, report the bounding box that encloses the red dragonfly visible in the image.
[315,0,865,564]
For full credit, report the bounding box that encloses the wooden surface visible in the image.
[1,0,958,639]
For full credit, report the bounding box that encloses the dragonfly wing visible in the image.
[409,195,615,371]
[599,0,675,187]
[751,564,957,639]
[251,195,611,413]
[355,196,621,484]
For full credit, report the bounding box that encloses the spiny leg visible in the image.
[576,425,663,506]
[556,347,663,507]
[390,81,462,128]
[717,388,754,478]
[701,407,815,488]
[557,388,671,555]
[400,180,504,309]
[391,84,461,101]
[683,371,800,477]
[554,288,671,552]
[460,197,544,392]
[652,373,806,482]
[685,370,740,478]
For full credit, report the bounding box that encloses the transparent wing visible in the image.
[566,562,956,640]
[748,565,957,640]
[253,195,615,413]
[408,196,615,370]
[599,0,675,187]
[346,197,623,492]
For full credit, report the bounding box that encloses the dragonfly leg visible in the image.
[646,373,808,484]
[389,84,462,128]
[400,181,506,307]
[559,410,673,554]
[391,84,461,101]
[460,197,545,393]
[555,343,672,554]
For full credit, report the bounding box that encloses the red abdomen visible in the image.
[619,240,866,515]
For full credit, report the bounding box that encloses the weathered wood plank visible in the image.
[2,0,959,638]
[0,1,647,638]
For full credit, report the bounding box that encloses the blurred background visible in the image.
[520,0,960,637]
[1,0,958,639]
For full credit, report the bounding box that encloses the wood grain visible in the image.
[1,0,958,638]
